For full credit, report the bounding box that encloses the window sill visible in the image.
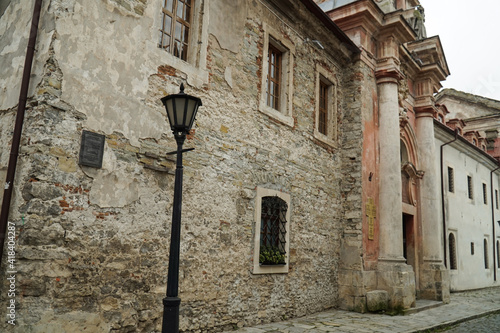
[156,47,209,87]
[252,263,289,275]
[258,105,294,128]
[313,129,337,148]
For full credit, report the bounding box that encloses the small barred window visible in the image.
[467,176,473,200]
[448,167,454,193]
[483,183,488,205]
[449,233,457,270]
[484,239,489,269]
[259,196,287,265]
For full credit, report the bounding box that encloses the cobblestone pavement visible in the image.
[224,287,500,333]
[440,312,500,332]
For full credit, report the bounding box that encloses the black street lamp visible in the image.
[160,83,202,333]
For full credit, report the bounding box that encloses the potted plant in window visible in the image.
[259,246,286,265]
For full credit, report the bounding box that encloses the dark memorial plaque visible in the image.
[79,130,105,168]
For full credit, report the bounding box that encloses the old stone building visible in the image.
[0,0,362,331]
[1,0,499,332]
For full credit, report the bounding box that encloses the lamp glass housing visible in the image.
[161,84,202,135]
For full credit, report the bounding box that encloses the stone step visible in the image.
[404,299,444,315]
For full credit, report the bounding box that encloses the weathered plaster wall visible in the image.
[0,1,52,110]
[0,0,361,332]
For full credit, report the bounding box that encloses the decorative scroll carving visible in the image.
[402,162,424,206]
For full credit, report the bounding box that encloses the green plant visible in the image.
[259,246,286,265]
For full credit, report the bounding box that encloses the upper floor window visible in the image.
[267,44,282,110]
[483,183,488,205]
[313,64,338,147]
[447,167,454,193]
[318,80,328,135]
[495,189,499,209]
[259,24,295,127]
[159,0,193,61]
[467,175,473,200]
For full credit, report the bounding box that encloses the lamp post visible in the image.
[160,83,202,333]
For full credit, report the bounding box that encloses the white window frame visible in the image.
[252,187,291,274]
[314,64,338,147]
[258,23,295,127]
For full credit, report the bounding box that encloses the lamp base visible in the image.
[162,296,181,333]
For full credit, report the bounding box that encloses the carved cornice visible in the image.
[375,68,403,84]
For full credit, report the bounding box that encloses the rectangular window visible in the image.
[259,196,287,265]
[467,176,473,200]
[159,0,192,61]
[314,65,338,147]
[253,187,290,274]
[471,242,475,255]
[447,167,454,192]
[483,183,488,204]
[484,239,489,269]
[496,190,498,209]
[318,81,328,135]
[258,24,295,128]
[267,44,282,110]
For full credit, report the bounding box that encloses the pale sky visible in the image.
[422,0,500,101]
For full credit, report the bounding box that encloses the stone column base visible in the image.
[376,259,416,310]
[418,261,450,303]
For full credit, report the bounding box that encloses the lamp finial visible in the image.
[180,83,185,93]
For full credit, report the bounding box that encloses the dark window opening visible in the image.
[483,183,488,204]
[266,44,282,110]
[319,80,328,135]
[467,176,473,199]
[448,167,454,192]
[259,196,287,265]
[497,240,500,269]
[449,233,457,270]
[484,239,489,269]
[471,242,475,255]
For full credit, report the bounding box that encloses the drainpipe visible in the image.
[490,163,500,281]
[0,0,43,262]
[440,129,459,268]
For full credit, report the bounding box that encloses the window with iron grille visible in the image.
[484,239,489,269]
[259,196,287,265]
[253,187,290,274]
[483,183,488,204]
[467,176,473,200]
[447,167,454,192]
[449,233,457,270]
[159,0,192,61]
[266,44,282,110]
[497,240,500,268]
